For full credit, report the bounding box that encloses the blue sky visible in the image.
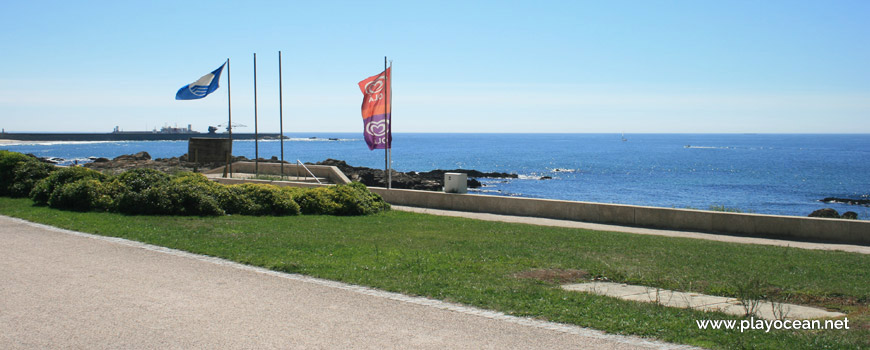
[1,0,868,133]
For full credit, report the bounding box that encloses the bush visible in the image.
[48,179,114,211]
[218,185,258,215]
[157,180,225,216]
[113,169,175,214]
[297,182,389,215]
[296,186,340,215]
[30,167,109,205]
[330,182,390,216]
[115,173,225,216]
[0,150,35,196]
[10,158,56,197]
[228,183,300,216]
[114,168,170,192]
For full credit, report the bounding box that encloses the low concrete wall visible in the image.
[367,188,870,245]
[211,177,328,189]
[203,162,350,184]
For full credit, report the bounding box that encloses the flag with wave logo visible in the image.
[358,67,391,150]
[175,62,226,100]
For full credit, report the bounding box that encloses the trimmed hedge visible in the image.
[115,171,225,216]
[1,151,388,217]
[30,167,108,205]
[114,168,170,192]
[297,182,390,215]
[48,179,115,211]
[228,183,300,216]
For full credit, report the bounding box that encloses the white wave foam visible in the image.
[0,140,133,146]
[684,145,731,150]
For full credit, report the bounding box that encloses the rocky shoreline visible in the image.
[819,197,870,207]
[80,152,516,191]
[312,159,516,191]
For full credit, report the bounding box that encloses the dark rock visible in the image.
[820,197,870,206]
[92,157,110,163]
[809,208,840,218]
[113,151,151,161]
[841,211,859,220]
[315,158,516,191]
[540,176,552,180]
[468,178,482,188]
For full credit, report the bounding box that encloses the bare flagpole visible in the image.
[226,58,234,178]
[253,53,259,176]
[278,51,285,179]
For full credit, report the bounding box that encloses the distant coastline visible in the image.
[0,132,280,142]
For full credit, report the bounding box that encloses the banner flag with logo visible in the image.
[176,62,226,100]
[358,67,391,150]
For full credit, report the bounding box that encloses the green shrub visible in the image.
[229,183,300,216]
[296,182,389,216]
[0,150,35,196]
[280,186,307,198]
[159,180,225,216]
[116,176,224,216]
[47,179,114,211]
[30,167,109,205]
[114,168,170,192]
[113,169,174,214]
[10,158,56,197]
[219,185,258,215]
[329,182,390,216]
[297,186,341,215]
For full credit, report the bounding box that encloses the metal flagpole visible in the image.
[227,58,233,178]
[278,51,285,179]
[253,53,259,176]
[388,59,393,190]
[384,56,390,189]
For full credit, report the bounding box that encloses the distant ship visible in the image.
[0,125,281,142]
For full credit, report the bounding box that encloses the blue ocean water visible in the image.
[3,133,869,219]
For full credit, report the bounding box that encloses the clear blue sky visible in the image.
[1,0,868,133]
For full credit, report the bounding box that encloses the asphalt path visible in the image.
[0,216,694,349]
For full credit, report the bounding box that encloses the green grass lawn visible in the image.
[1,197,867,349]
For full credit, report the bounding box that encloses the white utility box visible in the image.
[444,172,468,194]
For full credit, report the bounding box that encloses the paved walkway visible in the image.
[0,216,693,350]
[393,206,870,254]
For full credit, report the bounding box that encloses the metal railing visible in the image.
[297,160,322,184]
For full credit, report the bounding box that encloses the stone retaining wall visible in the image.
[367,188,869,245]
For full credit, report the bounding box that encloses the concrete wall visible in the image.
[211,177,328,189]
[204,162,350,184]
[188,138,232,163]
[367,187,870,245]
[201,174,869,245]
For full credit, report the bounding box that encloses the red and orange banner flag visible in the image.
[358,67,391,150]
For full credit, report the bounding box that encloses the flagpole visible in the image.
[278,51,285,179]
[227,58,233,178]
[388,59,393,190]
[253,53,259,177]
[384,56,390,189]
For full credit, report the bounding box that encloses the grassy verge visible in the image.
[1,197,866,349]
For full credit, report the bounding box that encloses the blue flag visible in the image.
[175,62,225,100]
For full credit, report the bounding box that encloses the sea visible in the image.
[3,133,869,220]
